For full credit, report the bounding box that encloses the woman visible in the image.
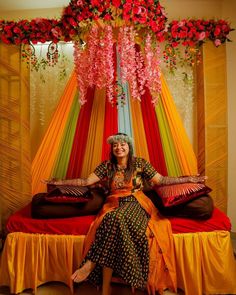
[47,133,206,295]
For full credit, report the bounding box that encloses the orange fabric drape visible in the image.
[82,191,177,294]
[160,76,198,175]
[1,230,235,295]
[80,88,106,178]
[31,71,77,195]
[130,98,150,160]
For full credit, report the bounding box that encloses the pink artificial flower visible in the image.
[214,39,221,46]
[51,27,62,38]
[178,21,185,27]
[13,26,22,34]
[198,31,206,41]
[34,18,44,24]
[76,0,83,6]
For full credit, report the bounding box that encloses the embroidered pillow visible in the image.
[153,183,212,207]
[45,185,90,203]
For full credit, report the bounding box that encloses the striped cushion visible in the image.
[45,185,90,203]
[154,183,212,207]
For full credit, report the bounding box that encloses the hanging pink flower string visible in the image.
[144,34,162,104]
[118,26,140,101]
[103,26,115,104]
[73,41,89,105]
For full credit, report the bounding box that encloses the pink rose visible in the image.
[214,39,221,47]
[77,0,83,6]
[51,27,62,38]
[198,31,206,41]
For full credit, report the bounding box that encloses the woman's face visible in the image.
[112,141,130,159]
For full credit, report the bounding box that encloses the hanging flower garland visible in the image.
[163,19,233,71]
[73,25,115,105]
[73,24,162,105]
[0,0,234,105]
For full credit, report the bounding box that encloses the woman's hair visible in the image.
[108,133,134,183]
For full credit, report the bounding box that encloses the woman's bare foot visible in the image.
[71,260,95,283]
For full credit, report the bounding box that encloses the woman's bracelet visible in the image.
[158,175,203,185]
[53,178,88,186]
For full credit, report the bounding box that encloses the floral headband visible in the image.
[107,134,133,145]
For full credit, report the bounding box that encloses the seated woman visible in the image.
[46,133,207,295]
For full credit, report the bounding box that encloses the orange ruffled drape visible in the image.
[1,231,235,295]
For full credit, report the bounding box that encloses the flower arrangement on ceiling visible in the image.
[0,0,233,105]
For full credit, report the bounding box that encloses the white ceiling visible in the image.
[0,0,71,11]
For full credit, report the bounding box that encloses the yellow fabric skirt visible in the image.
[0,231,236,295]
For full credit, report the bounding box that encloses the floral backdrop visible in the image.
[0,0,233,105]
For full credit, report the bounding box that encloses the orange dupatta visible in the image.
[82,190,177,295]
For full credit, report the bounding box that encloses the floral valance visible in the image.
[0,0,233,105]
[0,0,233,47]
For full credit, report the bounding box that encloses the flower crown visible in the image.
[107,134,133,145]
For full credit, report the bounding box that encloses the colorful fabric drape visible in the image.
[32,60,197,195]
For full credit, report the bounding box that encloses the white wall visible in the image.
[1,0,235,230]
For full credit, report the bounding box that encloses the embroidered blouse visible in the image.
[94,157,157,194]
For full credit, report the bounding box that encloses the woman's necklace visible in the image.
[116,164,127,172]
[114,164,127,188]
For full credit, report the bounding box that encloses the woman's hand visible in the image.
[41,178,63,185]
[187,175,207,183]
[151,173,208,186]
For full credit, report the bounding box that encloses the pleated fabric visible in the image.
[31,70,198,193]
[1,231,235,295]
[31,71,78,195]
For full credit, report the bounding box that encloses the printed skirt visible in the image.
[84,195,150,288]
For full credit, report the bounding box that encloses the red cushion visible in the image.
[6,204,231,235]
[154,183,212,207]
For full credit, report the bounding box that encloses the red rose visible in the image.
[214,27,221,36]
[91,0,100,7]
[179,31,187,38]
[1,34,11,44]
[68,17,77,27]
[112,0,121,8]
[104,14,112,21]
[22,39,29,44]
[171,41,179,47]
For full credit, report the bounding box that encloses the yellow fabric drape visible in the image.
[0,231,235,295]
[80,88,106,177]
[0,44,31,227]
[173,231,236,295]
[31,71,77,195]
[130,98,150,161]
[0,232,84,294]
[160,76,198,175]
